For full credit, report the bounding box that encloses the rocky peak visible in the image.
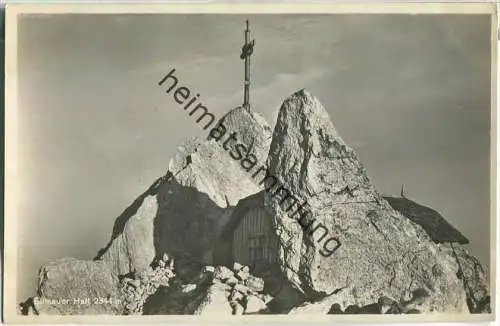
[265,90,470,312]
[268,89,379,205]
[168,105,272,207]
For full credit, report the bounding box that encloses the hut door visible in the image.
[232,208,277,273]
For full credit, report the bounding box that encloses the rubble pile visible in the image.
[120,254,176,315]
[145,261,272,315]
[209,263,270,314]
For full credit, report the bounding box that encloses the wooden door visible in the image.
[232,208,277,272]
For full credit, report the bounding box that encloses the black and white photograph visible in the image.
[3,3,497,322]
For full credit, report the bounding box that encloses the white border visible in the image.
[3,2,498,324]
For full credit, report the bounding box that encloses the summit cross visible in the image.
[240,19,255,110]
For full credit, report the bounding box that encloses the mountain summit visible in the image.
[20,90,490,316]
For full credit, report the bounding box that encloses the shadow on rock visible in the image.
[94,174,171,261]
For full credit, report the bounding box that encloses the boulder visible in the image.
[225,276,239,286]
[31,257,122,315]
[236,269,250,282]
[261,294,274,304]
[189,284,233,315]
[203,266,215,274]
[245,295,267,314]
[233,283,252,295]
[182,284,197,293]
[228,289,245,302]
[246,276,265,292]
[214,266,234,281]
[264,89,469,312]
[233,262,243,272]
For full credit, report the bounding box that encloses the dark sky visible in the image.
[16,14,491,300]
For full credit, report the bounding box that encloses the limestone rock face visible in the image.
[154,107,272,262]
[30,257,122,315]
[96,106,272,274]
[97,194,159,276]
[265,89,468,312]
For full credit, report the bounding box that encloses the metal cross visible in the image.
[240,19,255,110]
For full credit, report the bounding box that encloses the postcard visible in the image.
[3,2,497,323]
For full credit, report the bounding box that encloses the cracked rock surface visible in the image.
[265,89,472,313]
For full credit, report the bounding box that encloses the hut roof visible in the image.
[384,196,469,245]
